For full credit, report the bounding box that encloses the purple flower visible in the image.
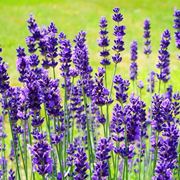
[8,169,15,180]
[153,123,179,180]
[31,129,47,141]
[0,48,10,94]
[50,133,63,145]
[41,77,63,117]
[113,75,130,104]
[92,138,112,179]
[59,32,72,96]
[70,84,86,130]
[130,41,138,80]
[143,19,152,55]
[165,85,173,101]
[73,31,94,97]
[112,8,126,64]
[98,17,110,66]
[147,71,156,93]
[16,47,30,82]
[27,15,41,41]
[137,80,144,89]
[74,147,89,180]
[112,8,123,22]
[173,9,180,51]
[6,87,21,122]
[29,54,40,67]
[111,103,124,144]
[25,80,43,112]
[151,94,173,132]
[92,67,112,106]
[156,29,171,83]
[57,172,63,180]
[153,162,173,180]
[29,140,53,176]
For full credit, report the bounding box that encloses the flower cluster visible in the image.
[143,19,152,55]
[0,7,179,180]
[130,41,138,81]
[112,8,126,64]
[98,17,110,66]
[156,29,171,83]
[29,140,53,176]
[173,9,180,52]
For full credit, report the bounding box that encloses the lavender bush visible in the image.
[0,7,180,180]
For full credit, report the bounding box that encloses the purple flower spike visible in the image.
[112,8,123,22]
[112,8,126,64]
[143,19,152,55]
[74,147,89,180]
[173,9,180,52]
[156,29,171,83]
[92,67,112,106]
[73,31,94,97]
[30,140,53,176]
[8,169,15,180]
[147,71,156,93]
[0,48,10,94]
[113,75,130,104]
[98,17,110,66]
[16,47,30,82]
[130,41,138,80]
[92,138,113,179]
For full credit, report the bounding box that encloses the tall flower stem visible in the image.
[138,137,142,180]
[8,113,21,180]
[104,65,110,137]
[123,124,128,180]
[109,63,117,98]
[17,135,28,180]
[152,132,159,175]
[82,86,94,177]
[53,66,56,79]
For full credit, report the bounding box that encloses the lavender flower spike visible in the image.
[92,138,113,179]
[156,29,171,83]
[0,48,10,94]
[98,16,110,66]
[113,75,130,104]
[144,19,152,55]
[29,140,53,176]
[130,41,138,81]
[74,147,89,180]
[173,9,180,59]
[112,8,126,64]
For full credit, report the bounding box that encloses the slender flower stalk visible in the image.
[173,9,180,60]
[110,7,126,97]
[130,41,138,92]
[98,16,111,137]
[156,29,171,93]
[143,19,152,55]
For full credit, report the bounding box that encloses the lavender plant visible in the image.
[0,7,179,180]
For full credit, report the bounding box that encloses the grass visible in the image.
[0,0,179,91]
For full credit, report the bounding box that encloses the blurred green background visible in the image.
[0,0,179,91]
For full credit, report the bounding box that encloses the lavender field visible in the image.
[0,1,180,180]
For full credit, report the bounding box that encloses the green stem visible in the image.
[17,135,28,180]
[153,132,159,175]
[138,138,142,180]
[8,117,21,180]
[82,87,93,177]
[109,63,117,98]
[53,66,56,79]
[178,143,180,179]
[158,79,161,94]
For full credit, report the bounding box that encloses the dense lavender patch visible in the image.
[0,7,179,180]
